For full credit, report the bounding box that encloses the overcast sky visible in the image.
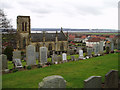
[0,0,118,29]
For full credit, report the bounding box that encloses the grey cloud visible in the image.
[0,2,13,9]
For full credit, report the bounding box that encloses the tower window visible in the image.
[22,22,24,31]
[25,22,27,31]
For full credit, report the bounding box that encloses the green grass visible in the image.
[3,53,118,88]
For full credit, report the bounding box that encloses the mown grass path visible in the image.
[3,53,118,88]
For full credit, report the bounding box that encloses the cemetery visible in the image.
[1,9,119,89]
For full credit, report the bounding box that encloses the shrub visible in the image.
[3,46,13,61]
[27,66,32,70]
[12,69,18,73]
[37,64,42,68]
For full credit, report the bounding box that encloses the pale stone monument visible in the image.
[38,75,66,88]
[39,47,47,65]
[26,45,36,66]
[79,49,84,59]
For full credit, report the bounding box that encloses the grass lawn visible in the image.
[3,53,118,88]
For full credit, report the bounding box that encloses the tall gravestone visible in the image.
[40,47,47,65]
[94,44,99,55]
[13,50,21,61]
[87,47,92,56]
[0,54,8,70]
[26,45,36,66]
[99,41,104,54]
[38,75,66,88]
[110,42,114,52]
[62,53,67,62]
[104,70,118,88]
[84,76,102,88]
[79,49,84,59]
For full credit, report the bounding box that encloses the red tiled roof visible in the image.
[87,38,101,42]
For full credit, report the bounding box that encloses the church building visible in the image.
[17,16,68,55]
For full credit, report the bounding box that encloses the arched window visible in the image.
[23,38,26,49]
[36,44,39,52]
[60,43,64,51]
[22,22,24,31]
[48,43,52,50]
[25,22,27,31]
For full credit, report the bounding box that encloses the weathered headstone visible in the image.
[13,50,21,61]
[104,70,118,88]
[71,56,75,61]
[57,56,62,63]
[40,47,47,65]
[87,47,92,56]
[26,45,36,66]
[14,58,23,68]
[0,54,8,70]
[84,76,102,88]
[62,53,67,62]
[52,54,57,64]
[79,49,84,59]
[110,42,114,52]
[38,75,66,88]
[99,41,104,54]
[94,44,100,56]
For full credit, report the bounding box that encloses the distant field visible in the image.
[3,53,118,88]
[75,32,118,35]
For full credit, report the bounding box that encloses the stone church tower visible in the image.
[17,16,30,50]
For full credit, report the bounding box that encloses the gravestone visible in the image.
[40,47,47,65]
[13,50,21,61]
[0,54,8,70]
[14,58,23,68]
[38,75,66,88]
[87,47,92,56]
[57,56,62,63]
[62,53,67,62]
[26,45,36,66]
[84,76,102,88]
[99,41,104,54]
[94,44,100,56]
[104,70,118,88]
[110,42,114,52]
[52,54,57,64]
[71,56,75,61]
[79,49,84,59]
